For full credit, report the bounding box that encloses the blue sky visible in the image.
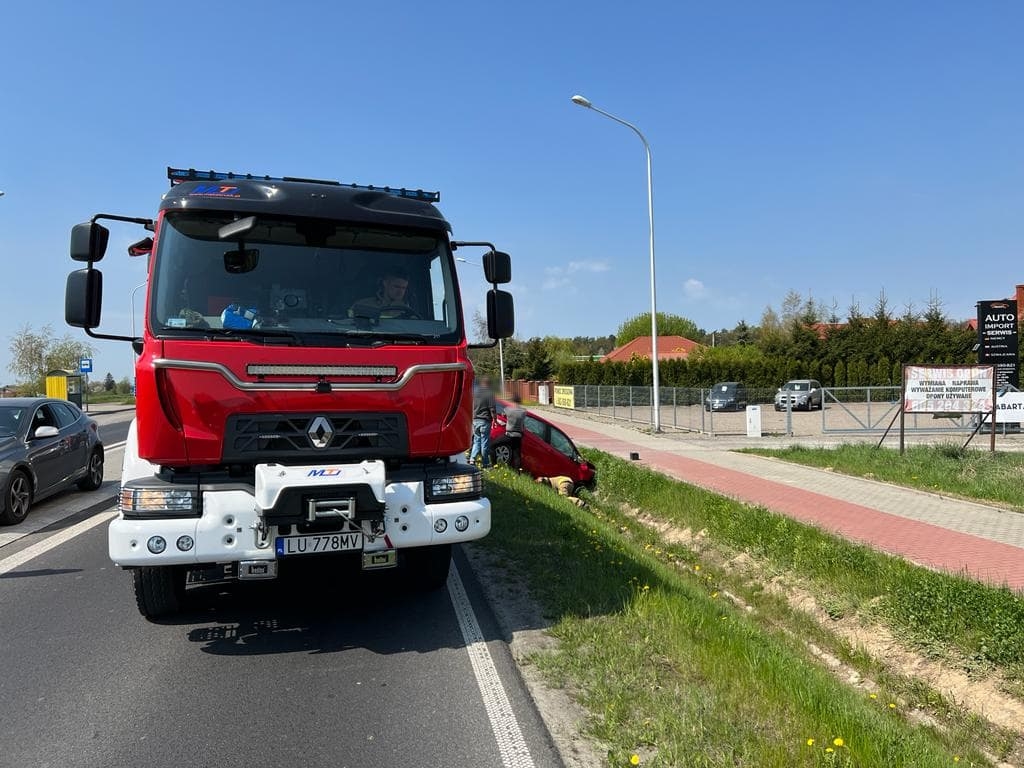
[2,1,1022,383]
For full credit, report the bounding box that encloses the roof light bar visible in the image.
[167,167,440,202]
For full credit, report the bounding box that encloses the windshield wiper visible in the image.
[338,331,425,346]
[204,327,302,345]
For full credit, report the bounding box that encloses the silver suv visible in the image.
[774,379,822,411]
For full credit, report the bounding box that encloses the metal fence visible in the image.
[561,384,1019,437]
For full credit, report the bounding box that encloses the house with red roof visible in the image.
[601,336,703,363]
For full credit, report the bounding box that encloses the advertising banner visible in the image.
[976,299,1018,388]
[903,365,994,413]
[553,385,575,409]
[994,391,1024,423]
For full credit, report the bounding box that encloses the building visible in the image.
[601,336,703,363]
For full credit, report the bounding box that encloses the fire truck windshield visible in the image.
[149,212,463,344]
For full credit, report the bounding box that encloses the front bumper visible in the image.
[109,475,490,567]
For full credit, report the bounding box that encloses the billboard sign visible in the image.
[994,390,1024,423]
[976,299,1018,388]
[903,365,994,413]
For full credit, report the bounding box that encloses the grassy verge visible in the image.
[742,443,1024,510]
[478,454,1024,766]
[86,392,135,405]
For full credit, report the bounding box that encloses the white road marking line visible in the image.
[448,561,536,768]
[0,509,117,575]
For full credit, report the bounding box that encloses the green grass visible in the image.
[587,450,1024,676]
[85,391,135,405]
[479,464,1014,767]
[742,443,1024,511]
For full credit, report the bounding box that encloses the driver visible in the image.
[349,268,414,318]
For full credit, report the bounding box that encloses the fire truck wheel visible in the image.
[407,543,452,590]
[133,565,187,619]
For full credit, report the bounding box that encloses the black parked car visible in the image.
[0,397,104,524]
[705,382,748,412]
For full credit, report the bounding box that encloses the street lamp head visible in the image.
[570,94,592,109]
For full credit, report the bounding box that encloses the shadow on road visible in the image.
[154,554,497,657]
[0,567,83,579]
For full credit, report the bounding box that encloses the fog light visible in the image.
[454,515,469,532]
[147,536,166,554]
[434,518,448,533]
[176,535,194,552]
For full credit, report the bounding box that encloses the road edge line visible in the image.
[0,507,118,575]
[448,560,537,768]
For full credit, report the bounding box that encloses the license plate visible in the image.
[275,532,363,556]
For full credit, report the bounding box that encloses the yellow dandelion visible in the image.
[694,564,701,571]
[711,592,719,598]
[833,738,844,747]
[642,584,650,591]
[825,747,834,754]
[953,756,960,763]
[630,755,640,766]
[889,703,896,709]
[869,693,877,699]
[806,738,815,746]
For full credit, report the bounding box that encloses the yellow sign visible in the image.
[553,385,575,409]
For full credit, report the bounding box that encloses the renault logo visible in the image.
[307,416,334,449]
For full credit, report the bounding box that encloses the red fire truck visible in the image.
[65,168,514,619]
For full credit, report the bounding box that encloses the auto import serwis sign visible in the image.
[976,299,1018,388]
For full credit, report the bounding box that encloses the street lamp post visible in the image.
[456,257,506,395]
[571,94,661,432]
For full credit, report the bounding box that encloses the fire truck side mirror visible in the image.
[486,289,514,340]
[66,269,103,329]
[70,221,110,263]
[482,251,511,284]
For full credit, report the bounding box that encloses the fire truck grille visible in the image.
[223,412,408,462]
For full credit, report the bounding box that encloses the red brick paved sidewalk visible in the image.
[546,417,1024,592]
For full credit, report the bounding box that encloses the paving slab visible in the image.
[538,407,1024,592]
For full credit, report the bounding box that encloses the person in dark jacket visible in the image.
[498,393,526,471]
[469,377,496,467]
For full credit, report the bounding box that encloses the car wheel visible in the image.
[132,565,187,619]
[77,448,104,491]
[492,443,512,466]
[1,469,32,525]
[405,544,451,591]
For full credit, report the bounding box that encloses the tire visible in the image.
[132,566,187,619]
[1,469,32,525]
[492,443,512,466]
[406,544,451,591]
[77,448,104,491]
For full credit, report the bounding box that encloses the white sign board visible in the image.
[903,365,994,413]
[994,391,1024,423]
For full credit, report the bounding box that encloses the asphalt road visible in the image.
[0,410,563,768]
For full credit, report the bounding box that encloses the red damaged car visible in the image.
[489,400,596,491]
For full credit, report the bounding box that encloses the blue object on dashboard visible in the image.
[221,304,259,329]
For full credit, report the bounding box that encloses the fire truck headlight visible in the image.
[426,470,482,502]
[120,485,199,518]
